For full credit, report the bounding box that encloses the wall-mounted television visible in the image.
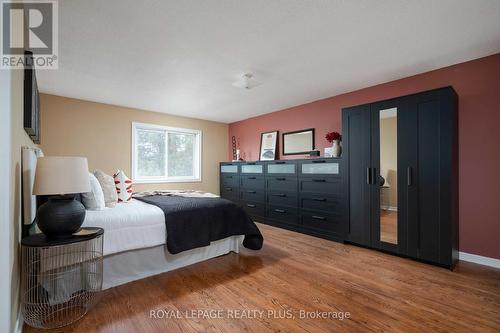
[24,51,40,144]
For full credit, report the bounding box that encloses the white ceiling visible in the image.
[37,0,500,123]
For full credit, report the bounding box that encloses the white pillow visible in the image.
[113,170,132,203]
[81,172,106,210]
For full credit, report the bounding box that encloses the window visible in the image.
[132,122,201,183]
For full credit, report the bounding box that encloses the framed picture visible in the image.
[259,131,278,160]
[24,51,41,144]
[282,128,315,155]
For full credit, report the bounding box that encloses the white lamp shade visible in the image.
[33,157,91,195]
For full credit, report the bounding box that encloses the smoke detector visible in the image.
[232,73,259,89]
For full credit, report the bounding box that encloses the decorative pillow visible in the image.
[81,173,106,210]
[113,170,132,203]
[93,170,118,208]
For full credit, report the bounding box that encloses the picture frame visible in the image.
[24,51,41,144]
[259,131,279,160]
[282,128,315,155]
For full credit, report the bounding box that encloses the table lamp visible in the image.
[33,156,91,237]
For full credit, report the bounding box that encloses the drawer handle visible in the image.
[224,187,232,191]
[276,177,286,181]
[272,193,286,197]
[312,179,326,182]
[311,215,326,220]
[248,176,257,179]
[246,190,256,194]
[312,160,326,163]
[247,162,256,165]
[225,176,233,179]
[275,161,286,164]
[313,198,327,202]
[274,209,286,213]
[246,204,256,208]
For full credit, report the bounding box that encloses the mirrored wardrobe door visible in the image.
[370,99,409,254]
[378,108,399,245]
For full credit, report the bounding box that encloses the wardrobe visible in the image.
[342,86,458,268]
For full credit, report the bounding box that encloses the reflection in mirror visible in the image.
[379,108,398,245]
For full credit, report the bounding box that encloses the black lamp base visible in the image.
[36,195,86,238]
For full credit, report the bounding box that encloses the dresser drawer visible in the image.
[241,163,264,175]
[299,159,340,176]
[266,177,297,192]
[221,175,239,188]
[240,189,265,203]
[267,190,297,207]
[268,205,298,224]
[221,187,239,202]
[300,210,342,233]
[220,164,239,174]
[242,201,266,218]
[299,177,342,195]
[266,161,297,175]
[300,194,342,213]
[240,176,265,189]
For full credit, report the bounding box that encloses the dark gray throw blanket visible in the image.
[134,195,263,254]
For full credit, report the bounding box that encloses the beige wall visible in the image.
[380,117,398,209]
[39,94,228,194]
[1,67,38,332]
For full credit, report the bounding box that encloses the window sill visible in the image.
[133,178,202,184]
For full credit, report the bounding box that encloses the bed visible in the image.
[82,198,252,289]
[22,148,263,290]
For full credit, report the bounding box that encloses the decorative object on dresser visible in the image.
[259,130,279,160]
[21,227,104,329]
[33,157,91,237]
[325,131,342,157]
[282,128,315,155]
[24,51,41,144]
[220,158,345,241]
[342,86,458,268]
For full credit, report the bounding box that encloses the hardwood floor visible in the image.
[25,223,500,333]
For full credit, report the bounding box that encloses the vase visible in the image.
[332,140,341,157]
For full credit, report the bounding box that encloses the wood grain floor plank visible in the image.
[24,223,500,333]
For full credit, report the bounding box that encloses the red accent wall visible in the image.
[228,53,500,259]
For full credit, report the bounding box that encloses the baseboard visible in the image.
[459,251,500,269]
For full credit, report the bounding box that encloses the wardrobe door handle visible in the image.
[246,204,256,208]
[276,177,286,181]
[312,179,326,182]
[224,187,232,191]
[225,176,233,179]
[248,176,256,179]
[407,167,412,186]
[272,193,286,197]
[366,168,371,185]
[274,209,286,213]
[372,167,377,186]
[313,198,327,202]
[246,190,256,194]
[312,215,326,220]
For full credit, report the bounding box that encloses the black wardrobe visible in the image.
[342,87,458,268]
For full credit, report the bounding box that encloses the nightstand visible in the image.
[21,227,104,329]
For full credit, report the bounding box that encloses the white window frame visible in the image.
[132,122,202,183]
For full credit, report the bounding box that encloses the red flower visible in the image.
[325,131,341,143]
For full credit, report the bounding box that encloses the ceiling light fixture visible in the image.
[232,73,259,89]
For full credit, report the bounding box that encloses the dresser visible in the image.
[220,158,345,241]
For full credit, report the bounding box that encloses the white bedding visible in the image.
[82,199,165,256]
